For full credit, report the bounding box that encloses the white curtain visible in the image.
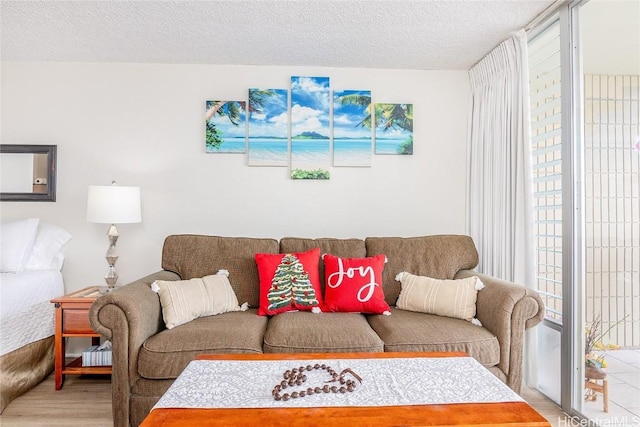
[467,30,538,386]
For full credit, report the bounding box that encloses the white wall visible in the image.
[1,61,470,293]
[581,0,640,75]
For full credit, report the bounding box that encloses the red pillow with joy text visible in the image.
[255,248,323,316]
[322,253,390,315]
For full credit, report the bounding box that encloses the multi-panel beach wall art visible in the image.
[205,76,413,180]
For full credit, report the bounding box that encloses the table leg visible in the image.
[54,305,64,390]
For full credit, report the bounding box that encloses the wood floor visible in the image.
[0,374,112,427]
[0,373,568,426]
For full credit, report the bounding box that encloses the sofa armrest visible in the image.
[455,269,544,393]
[89,270,180,427]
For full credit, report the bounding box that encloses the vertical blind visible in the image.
[528,21,563,323]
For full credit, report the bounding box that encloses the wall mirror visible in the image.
[0,144,57,202]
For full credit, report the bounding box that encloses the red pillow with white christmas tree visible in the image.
[322,253,391,315]
[255,248,323,316]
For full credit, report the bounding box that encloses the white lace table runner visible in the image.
[153,357,523,409]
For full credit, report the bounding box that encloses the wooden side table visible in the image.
[51,286,112,390]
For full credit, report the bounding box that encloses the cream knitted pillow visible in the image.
[151,270,248,329]
[395,272,484,325]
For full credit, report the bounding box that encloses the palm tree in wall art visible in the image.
[247,88,289,167]
[375,103,413,155]
[205,100,247,153]
[333,95,413,156]
[290,76,331,180]
[333,90,373,167]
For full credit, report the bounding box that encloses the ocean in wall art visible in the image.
[247,88,289,167]
[333,90,373,167]
[205,100,247,153]
[290,76,331,180]
[374,103,414,155]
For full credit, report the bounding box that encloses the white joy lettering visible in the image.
[327,259,379,302]
[357,278,376,302]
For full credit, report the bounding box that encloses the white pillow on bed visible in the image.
[0,218,40,273]
[25,223,72,271]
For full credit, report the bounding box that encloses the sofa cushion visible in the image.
[322,253,390,315]
[138,309,267,379]
[263,311,384,353]
[279,237,366,293]
[161,235,279,307]
[255,249,323,315]
[365,236,479,305]
[366,307,500,367]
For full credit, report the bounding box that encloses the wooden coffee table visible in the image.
[140,352,550,426]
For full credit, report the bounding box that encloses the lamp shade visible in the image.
[87,185,142,224]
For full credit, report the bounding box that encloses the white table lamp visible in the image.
[87,182,141,290]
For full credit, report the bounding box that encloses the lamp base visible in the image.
[104,224,120,288]
[98,286,115,294]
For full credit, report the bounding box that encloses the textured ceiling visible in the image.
[0,0,556,70]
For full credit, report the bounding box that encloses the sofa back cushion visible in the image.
[162,235,279,307]
[279,237,366,293]
[365,235,479,305]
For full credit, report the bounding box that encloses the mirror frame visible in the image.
[0,144,57,202]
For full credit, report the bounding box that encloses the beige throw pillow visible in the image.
[151,270,247,329]
[395,272,484,325]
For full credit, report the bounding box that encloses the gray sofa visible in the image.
[89,234,544,427]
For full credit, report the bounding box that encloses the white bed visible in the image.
[1,270,64,356]
[0,219,71,413]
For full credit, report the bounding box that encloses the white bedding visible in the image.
[0,270,64,356]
